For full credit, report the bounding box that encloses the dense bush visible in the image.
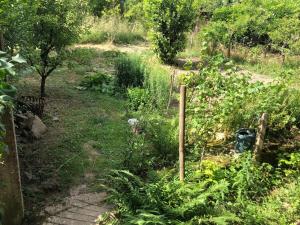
[200,0,300,60]
[122,133,154,177]
[180,55,300,152]
[144,0,195,64]
[115,54,145,89]
[143,61,171,110]
[116,54,171,110]
[99,152,300,225]
[141,114,178,167]
[121,115,178,175]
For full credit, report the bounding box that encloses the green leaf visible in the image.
[6,67,16,76]
[11,54,26,64]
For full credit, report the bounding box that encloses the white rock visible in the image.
[128,118,139,127]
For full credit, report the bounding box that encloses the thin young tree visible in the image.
[144,0,195,64]
[24,0,87,97]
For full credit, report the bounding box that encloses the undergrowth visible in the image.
[80,17,146,45]
[98,152,300,225]
[96,54,300,225]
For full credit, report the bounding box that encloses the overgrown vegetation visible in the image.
[2,0,300,224]
[97,54,300,224]
[99,152,300,224]
[80,17,146,45]
[181,55,300,153]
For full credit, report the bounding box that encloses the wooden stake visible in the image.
[167,71,175,111]
[254,113,268,162]
[179,85,186,181]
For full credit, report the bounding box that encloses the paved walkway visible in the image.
[43,186,112,225]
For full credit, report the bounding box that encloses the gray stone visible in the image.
[31,115,47,139]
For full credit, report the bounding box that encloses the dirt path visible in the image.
[75,43,149,54]
[75,43,274,84]
[17,51,129,224]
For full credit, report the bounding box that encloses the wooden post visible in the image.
[0,109,24,225]
[179,85,186,181]
[167,71,175,111]
[254,113,268,162]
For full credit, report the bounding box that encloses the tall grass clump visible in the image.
[143,57,171,110]
[80,17,146,45]
[115,53,171,111]
[115,54,145,89]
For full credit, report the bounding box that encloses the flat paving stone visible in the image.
[42,191,112,225]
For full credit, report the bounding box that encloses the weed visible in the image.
[79,72,114,94]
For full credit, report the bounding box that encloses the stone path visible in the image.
[43,185,112,225]
[42,141,112,225]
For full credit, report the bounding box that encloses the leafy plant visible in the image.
[0,52,25,163]
[278,152,300,178]
[181,55,300,152]
[79,72,114,94]
[127,88,149,111]
[144,0,195,64]
[141,114,178,167]
[100,169,240,225]
[122,134,154,177]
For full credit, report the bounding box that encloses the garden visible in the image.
[0,0,300,225]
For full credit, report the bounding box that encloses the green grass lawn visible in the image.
[16,48,130,224]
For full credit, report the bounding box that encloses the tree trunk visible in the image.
[281,52,285,64]
[119,0,125,17]
[227,42,231,58]
[40,76,47,98]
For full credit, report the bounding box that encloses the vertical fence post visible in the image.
[0,109,24,225]
[179,85,186,182]
[167,71,175,111]
[254,113,268,162]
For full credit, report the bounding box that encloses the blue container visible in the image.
[235,128,256,153]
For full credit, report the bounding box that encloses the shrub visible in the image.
[113,32,145,45]
[127,88,149,111]
[144,0,195,64]
[181,55,300,152]
[99,151,300,225]
[278,152,300,178]
[141,114,178,167]
[122,133,154,177]
[115,54,145,89]
[242,179,300,225]
[80,31,109,44]
[99,170,240,225]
